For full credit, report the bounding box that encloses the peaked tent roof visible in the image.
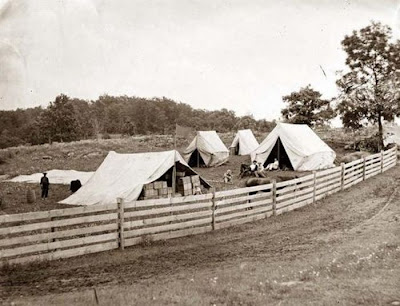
[60,150,211,206]
[230,129,259,155]
[251,123,336,171]
[182,131,229,167]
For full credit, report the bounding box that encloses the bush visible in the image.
[354,135,381,153]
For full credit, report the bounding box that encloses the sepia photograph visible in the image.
[0,0,400,305]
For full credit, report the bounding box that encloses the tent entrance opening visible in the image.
[188,149,205,167]
[264,137,293,170]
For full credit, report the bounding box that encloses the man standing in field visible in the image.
[40,172,50,199]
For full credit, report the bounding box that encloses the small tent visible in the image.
[60,150,211,206]
[183,131,229,167]
[230,129,259,155]
[251,123,336,171]
[383,124,400,147]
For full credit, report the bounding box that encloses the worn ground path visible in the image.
[1,165,400,305]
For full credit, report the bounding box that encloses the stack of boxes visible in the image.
[140,174,203,199]
[141,181,173,200]
[177,175,201,196]
[177,176,192,196]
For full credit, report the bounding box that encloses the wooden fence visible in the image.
[0,146,397,265]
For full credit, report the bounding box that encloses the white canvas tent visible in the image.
[230,129,259,155]
[383,124,400,147]
[182,131,229,167]
[60,150,211,206]
[251,123,336,171]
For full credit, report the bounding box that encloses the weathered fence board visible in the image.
[124,217,212,238]
[0,223,118,248]
[0,203,117,224]
[124,210,212,229]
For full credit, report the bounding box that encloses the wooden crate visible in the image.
[178,177,191,184]
[154,181,167,189]
[143,183,154,190]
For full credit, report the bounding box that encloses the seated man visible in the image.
[256,162,267,178]
[223,169,233,184]
[266,158,279,171]
[249,160,259,176]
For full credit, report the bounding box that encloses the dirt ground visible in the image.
[1,163,399,305]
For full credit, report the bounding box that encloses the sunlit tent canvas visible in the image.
[8,169,94,185]
[230,129,259,155]
[383,124,400,147]
[183,131,229,167]
[60,150,210,206]
[251,123,336,171]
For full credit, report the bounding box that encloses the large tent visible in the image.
[60,150,211,206]
[183,131,229,167]
[251,123,336,171]
[230,129,259,155]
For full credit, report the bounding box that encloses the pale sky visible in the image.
[0,0,399,121]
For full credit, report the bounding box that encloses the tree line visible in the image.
[0,95,275,149]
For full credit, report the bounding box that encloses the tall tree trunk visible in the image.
[377,113,384,151]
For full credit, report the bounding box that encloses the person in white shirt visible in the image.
[266,158,279,171]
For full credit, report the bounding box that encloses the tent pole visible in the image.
[277,137,281,163]
[197,150,200,168]
[172,162,176,196]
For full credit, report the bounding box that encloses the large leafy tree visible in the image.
[40,94,80,142]
[336,22,400,148]
[281,85,335,126]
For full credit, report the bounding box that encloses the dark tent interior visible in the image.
[188,149,206,167]
[263,137,293,170]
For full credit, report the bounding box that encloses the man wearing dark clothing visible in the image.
[40,173,50,199]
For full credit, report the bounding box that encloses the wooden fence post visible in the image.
[312,171,317,204]
[211,188,216,231]
[362,157,366,181]
[117,198,125,250]
[272,180,277,216]
[340,163,345,191]
[380,150,384,173]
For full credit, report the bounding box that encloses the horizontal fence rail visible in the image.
[0,146,397,265]
[0,203,119,265]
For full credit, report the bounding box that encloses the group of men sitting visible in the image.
[224,158,280,183]
[249,158,279,178]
